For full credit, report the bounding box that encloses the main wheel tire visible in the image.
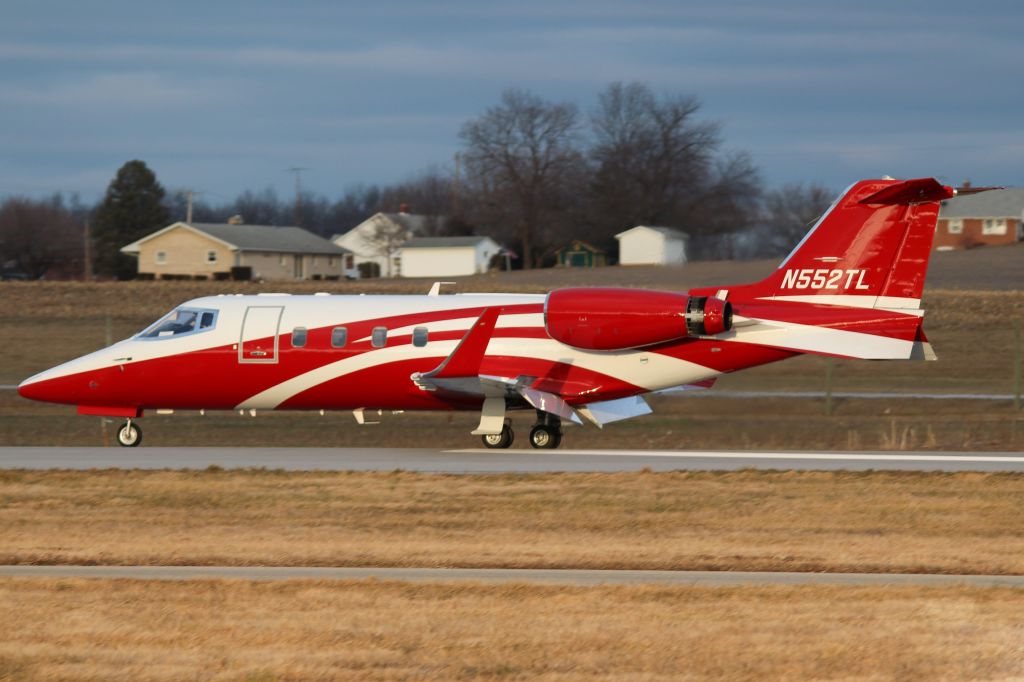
[117,422,142,448]
[529,424,561,449]
[481,425,514,449]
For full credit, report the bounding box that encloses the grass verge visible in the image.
[1,579,1022,680]
[2,469,1023,574]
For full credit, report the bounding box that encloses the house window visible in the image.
[155,251,167,264]
[206,250,218,264]
[331,327,347,348]
[983,219,1007,236]
[328,256,336,267]
[312,255,318,265]
[947,220,962,234]
[345,255,354,269]
[412,327,429,347]
[291,327,307,348]
[371,327,387,348]
[279,254,287,266]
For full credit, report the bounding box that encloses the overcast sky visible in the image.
[2,0,1021,204]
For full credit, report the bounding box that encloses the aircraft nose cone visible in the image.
[17,377,49,402]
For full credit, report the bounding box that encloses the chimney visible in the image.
[399,203,409,214]
[227,215,244,225]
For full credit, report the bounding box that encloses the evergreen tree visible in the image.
[92,160,169,279]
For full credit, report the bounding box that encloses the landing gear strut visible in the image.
[117,419,142,448]
[529,411,562,450]
[481,422,514,449]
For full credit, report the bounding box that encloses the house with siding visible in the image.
[934,188,1024,250]
[332,211,446,278]
[393,236,500,278]
[121,221,352,281]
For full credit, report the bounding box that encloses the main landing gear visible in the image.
[117,418,142,447]
[479,412,563,450]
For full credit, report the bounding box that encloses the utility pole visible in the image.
[179,190,204,223]
[288,167,308,226]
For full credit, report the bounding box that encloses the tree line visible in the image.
[0,82,833,279]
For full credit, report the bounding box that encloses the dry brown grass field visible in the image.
[1,579,1022,681]
[2,469,1023,575]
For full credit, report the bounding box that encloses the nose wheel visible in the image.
[481,423,514,449]
[116,419,142,447]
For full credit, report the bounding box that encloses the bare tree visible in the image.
[588,82,721,241]
[685,151,763,260]
[460,89,583,268]
[360,219,410,277]
[0,195,83,279]
[757,183,834,257]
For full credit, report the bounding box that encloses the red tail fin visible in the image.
[712,178,954,308]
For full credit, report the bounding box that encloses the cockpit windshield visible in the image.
[137,307,218,339]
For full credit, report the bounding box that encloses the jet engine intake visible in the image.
[544,288,732,351]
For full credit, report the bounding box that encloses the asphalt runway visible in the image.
[1,446,1024,472]
[1,565,1022,587]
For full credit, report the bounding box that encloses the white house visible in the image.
[394,236,500,278]
[615,225,688,266]
[332,211,444,278]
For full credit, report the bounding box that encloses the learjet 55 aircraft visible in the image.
[19,177,952,449]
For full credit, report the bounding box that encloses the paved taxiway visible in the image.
[1,446,1023,472]
[1,565,1022,587]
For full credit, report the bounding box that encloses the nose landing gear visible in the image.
[117,419,142,447]
[481,423,515,449]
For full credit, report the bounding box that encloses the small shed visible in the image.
[556,240,607,268]
[394,236,500,278]
[615,225,688,266]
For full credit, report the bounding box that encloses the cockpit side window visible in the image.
[137,308,219,339]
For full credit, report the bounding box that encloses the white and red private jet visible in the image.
[19,177,952,449]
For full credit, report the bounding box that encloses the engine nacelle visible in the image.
[544,288,733,351]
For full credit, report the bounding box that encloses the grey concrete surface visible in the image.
[0,565,1021,587]
[1,446,1024,472]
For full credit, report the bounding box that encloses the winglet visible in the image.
[421,307,500,379]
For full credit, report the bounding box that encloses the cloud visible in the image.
[5,72,223,110]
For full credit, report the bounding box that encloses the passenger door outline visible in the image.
[239,306,284,364]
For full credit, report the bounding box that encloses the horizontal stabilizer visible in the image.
[859,178,954,205]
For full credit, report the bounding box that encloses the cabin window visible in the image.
[412,327,429,347]
[331,327,347,348]
[947,219,962,234]
[137,308,218,339]
[371,327,387,348]
[291,327,307,348]
[206,250,218,263]
[155,251,167,264]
